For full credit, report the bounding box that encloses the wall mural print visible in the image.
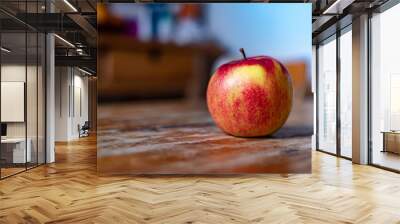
[97,3,312,174]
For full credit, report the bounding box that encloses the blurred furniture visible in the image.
[0,138,31,164]
[284,62,309,102]
[79,121,90,138]
[382,131,400,154]
[98,34,223,101]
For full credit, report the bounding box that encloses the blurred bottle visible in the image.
[146,4,171,42]
[158,11,174,43]
[97,3,125,33]
[174,4,207,45]
[101,4,150,40]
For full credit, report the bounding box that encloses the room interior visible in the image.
[0,0,97,179]
[54,66,91,141]
[370,4,400,170]
[0,30,46,178]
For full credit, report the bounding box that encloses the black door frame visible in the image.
[0,1,48,180]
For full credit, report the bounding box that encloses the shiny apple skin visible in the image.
[207,56,293,137]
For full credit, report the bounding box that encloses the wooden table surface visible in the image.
[97,99,313,174]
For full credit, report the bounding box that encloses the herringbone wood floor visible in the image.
[1,136,400,223]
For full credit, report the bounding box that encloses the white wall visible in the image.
[1,65,26,140]
[74,73,89,123]
[1,63,46,164]
[55,67,70,141]
[375,4,400,130]
[55,67,89,141]
[1,82,25,122]
[1,65,37,138]
[1,66,26,134]
[70,73,89,139]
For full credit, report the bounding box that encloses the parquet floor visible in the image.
[0,136,400,223]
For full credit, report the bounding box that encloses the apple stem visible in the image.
[240,48,247,60]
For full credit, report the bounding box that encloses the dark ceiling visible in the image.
[0,0,97,73]
[0,0,394,73]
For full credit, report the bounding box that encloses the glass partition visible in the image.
[27,30,38,169]
[1,30,28,177]
[339,28,352,158]
[38,32,45,165]
[370,3,400,171]
[0,2,46,179]
[317,36,337,154]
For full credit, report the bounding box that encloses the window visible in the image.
[370,3,400,171]
[0,1,46,179]
[339,28,352,158]
[317,36,337,154]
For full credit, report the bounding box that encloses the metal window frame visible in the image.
[0,0,47,180]
[315,0,400,173]
[315,23,353,161]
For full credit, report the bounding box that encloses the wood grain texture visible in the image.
[97,100,313,174]
[1,136,400,223]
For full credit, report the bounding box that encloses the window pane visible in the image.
[27,31,38,169]
[318,37,337,154]
[371,4,400,171]
[340,29,352,158]
[38,33,45,165]
[1,30,28,177]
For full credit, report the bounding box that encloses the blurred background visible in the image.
[97,3,313,174]
[98,3,312,104]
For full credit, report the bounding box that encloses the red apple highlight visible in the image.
[207,49,293,137]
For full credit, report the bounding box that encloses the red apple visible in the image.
[207,49,293,137]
